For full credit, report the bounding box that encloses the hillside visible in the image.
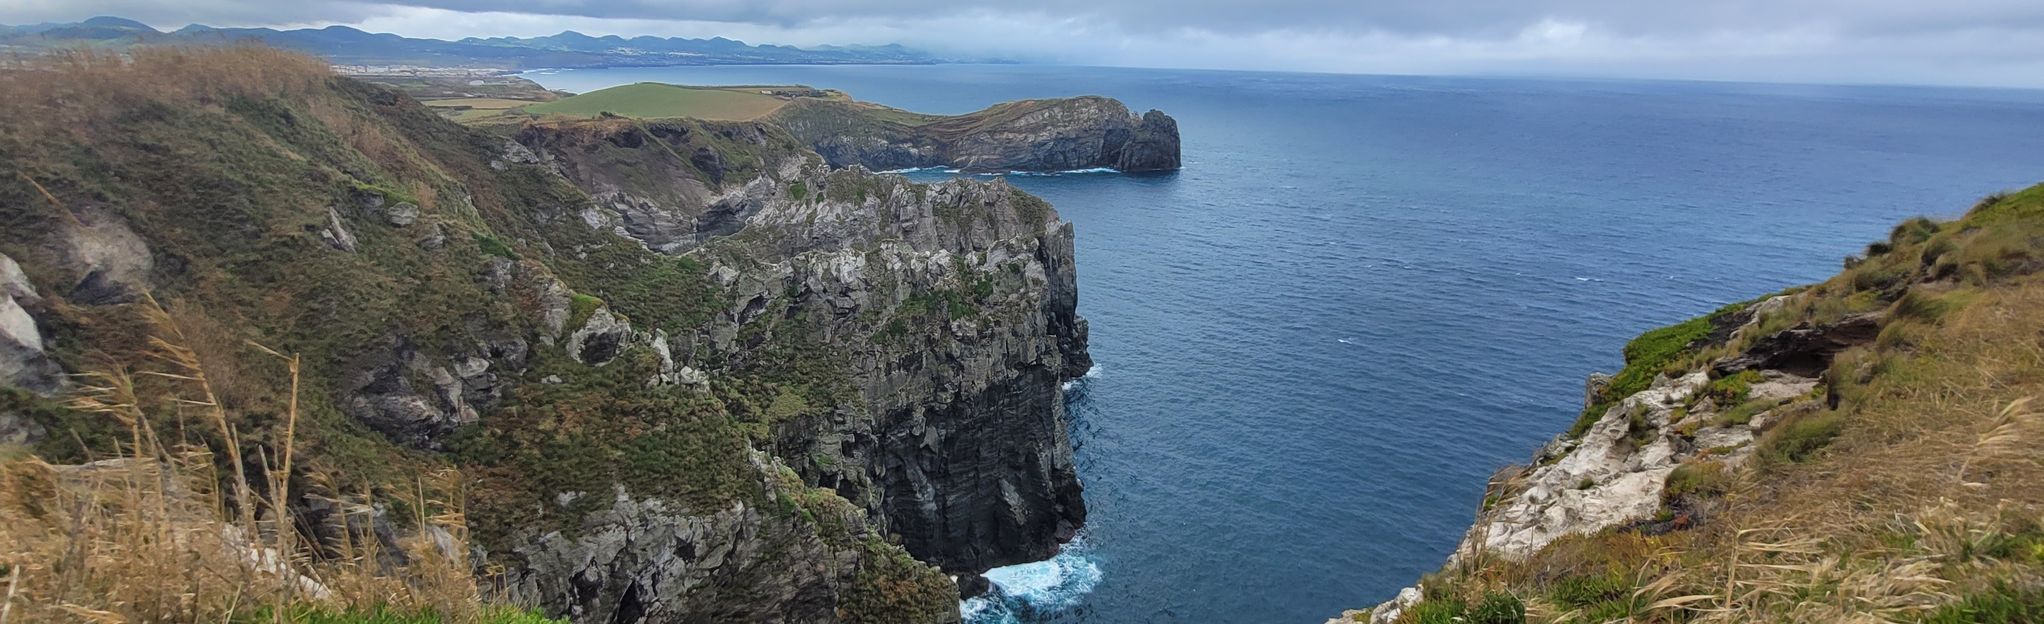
[0,47,1089,623]
[1338,187,2044,622]
[0,16,942,69]
[465,82,1182,173]
[518,83,815,121]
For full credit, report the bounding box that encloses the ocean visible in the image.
[520,65,2044,623]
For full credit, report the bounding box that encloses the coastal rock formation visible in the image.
[772,96,1182,173]
[1339,300,1831,623]
[1,55,1086,624]
[1336,196,2044,623]
[515,119,1092,571]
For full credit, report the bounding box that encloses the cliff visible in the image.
[0,47,1087,623]
[768,95,1182,173]
[1337,187,2044,623]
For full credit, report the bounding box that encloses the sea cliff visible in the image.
[770,95,1182,173]
[1336,187,2044,623]
[0,48,1088,623]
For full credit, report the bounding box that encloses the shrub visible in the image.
[1888,216,1940,246]
[1663,460,1731,501]
[1571,301,1749,437]
[1921,584,2044,624]
[473,232,519,260]
[1399,599,1464,624]
[566,293,603,332]
[1466,592,1526,624]
[1758,411,1844,464]
[1702,369,1761,405]
[1715,397,1776,426]
[1550,574,1630,609]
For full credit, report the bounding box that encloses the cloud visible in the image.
[6,0,2044,87]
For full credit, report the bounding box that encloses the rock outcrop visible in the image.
[772,96,1182,173]
[1341,295,1850,623]
[0,253,60,396]
[516,119,1092,572]
[1,62,1088,624]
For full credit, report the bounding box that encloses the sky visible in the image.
[7,0,2044,88]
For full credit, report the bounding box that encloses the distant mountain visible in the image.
[0,16,947,70]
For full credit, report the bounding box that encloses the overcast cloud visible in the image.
[7,0,2044,87]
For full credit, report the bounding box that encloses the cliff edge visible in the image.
[0,48,1090,623]
[1338,186,2044,623]
[769,95,1182,173]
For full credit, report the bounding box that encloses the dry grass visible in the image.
[1409,193,2044,622]
[0,46,331,142]
[0,296,515,623]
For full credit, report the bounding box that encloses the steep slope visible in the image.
[1338,187,2044,623]
[0,47,1088,623]
[767,96,1182,173]
[503,118,1091,571]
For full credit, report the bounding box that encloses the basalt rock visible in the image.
[773,96,1182,173]
[522,119,1092,573]
[1713,312,1882,377]
[4,72,1083,624]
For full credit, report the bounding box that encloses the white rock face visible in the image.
[0,253,60,395]
[1462,370,1708,560]
[1456,365,1820,562]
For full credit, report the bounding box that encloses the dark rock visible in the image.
[340,335,525,450]
[956,573,992,599]
[1114,110,1182,172]
[690,146,725,184]
[1714,312,1883,378]
[776,96,1183,173]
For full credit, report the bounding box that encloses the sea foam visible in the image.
[960,535,1103,624]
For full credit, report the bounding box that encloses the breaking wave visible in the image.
[960,535,1103,624]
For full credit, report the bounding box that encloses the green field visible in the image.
[521,83,800,121]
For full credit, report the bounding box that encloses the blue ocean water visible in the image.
[522,65,2044,623]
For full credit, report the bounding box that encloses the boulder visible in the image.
[0,253,60,395]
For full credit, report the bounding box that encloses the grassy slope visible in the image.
[1380,185,2044,623]
[521,82,792,121]
[0,48,951,622]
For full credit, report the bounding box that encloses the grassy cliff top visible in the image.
[517,82,831,121]
[1367,184,2044,623]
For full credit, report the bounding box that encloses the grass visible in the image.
[1663,460,1732,501]
[1379,187,2044,623]
[0,297,549,623]
[0,46,962,623]
[1570,301,1751,437]
[522,83,793,121]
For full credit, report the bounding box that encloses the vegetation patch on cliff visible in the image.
[1361,184,2044,623]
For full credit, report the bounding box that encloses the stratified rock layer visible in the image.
[773,96,1182,173]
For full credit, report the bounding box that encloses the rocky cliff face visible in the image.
[1335,193,2044,623]
[511,121,1091,572]
[1335,298,1842,623]
[773,96,1181,173]
[0,54,1087,624]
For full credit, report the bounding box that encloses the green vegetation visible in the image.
[1395,593,1524,624]
[566,293,603,333]
[522,83,794,121]
[1361,186,2044,623]
[1921,585,2044,624]
[0,48,957,622]
[1663,460,1731,501]
[254,606,566,624]
[1570,301,1751,437]
[473,232,519,259]
[1755,410,1843,465]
